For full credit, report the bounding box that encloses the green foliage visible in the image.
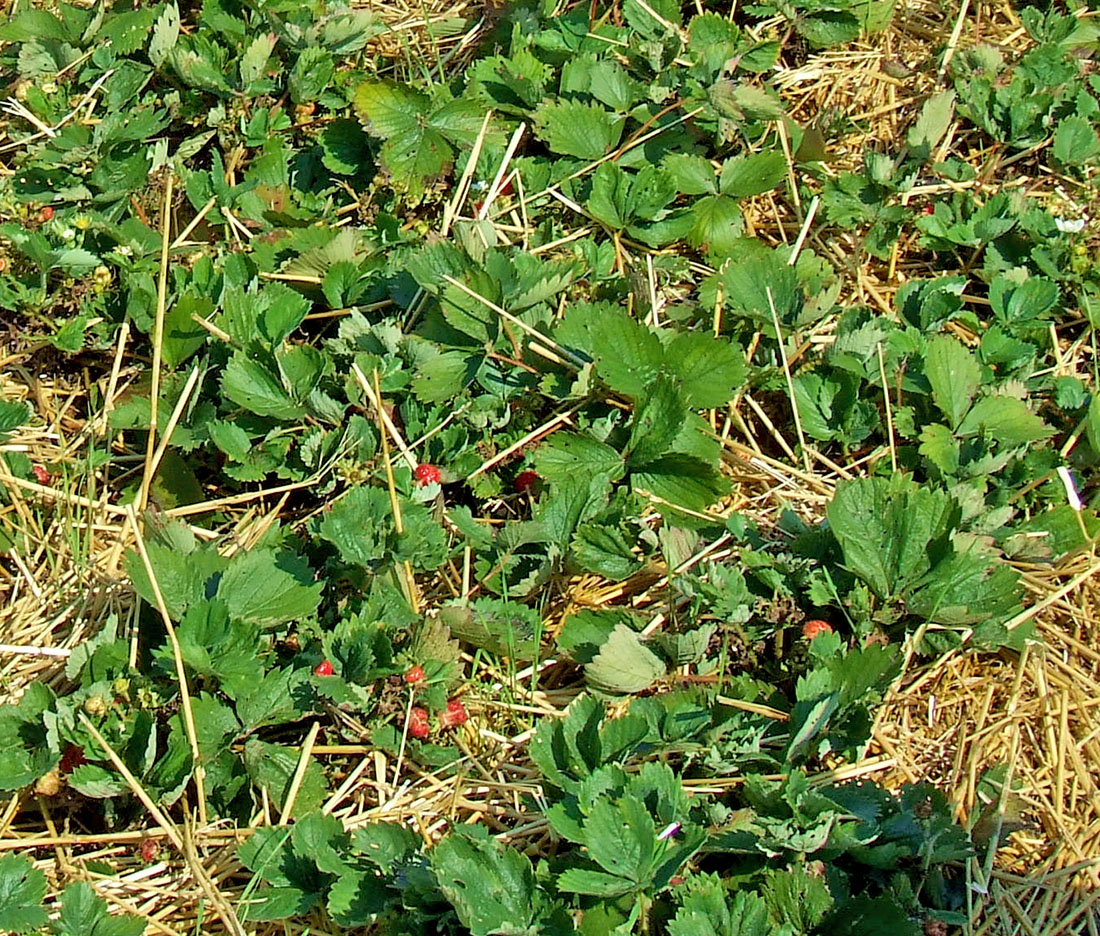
[354,81,495,197]
[432,826,562,935]
[585,623,667,694]
[535,99,626,159]
[827,476,1024,642]
[669,876,770,935]
[126,533,320,628]
[745,0,895,48]
[0,855,48,934]
[2,0,1090,931]
[0,860,144,936]
[53,882,147,936]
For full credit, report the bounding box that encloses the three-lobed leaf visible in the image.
[354,82,491,194]
[432,827,545,936]
[53,882,145,936]
[826,475,958,602]
[0,855,48,934]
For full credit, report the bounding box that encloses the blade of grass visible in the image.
[351,363,417,469]
[139,171,174,513]
[442,108,493,236]
[441,274,588,369]
[767,286,811,473]
[371,367,420,613]
[77,712,184,851]
[278,721,321,824]
[145,364,202,493]
[124,502,207,824]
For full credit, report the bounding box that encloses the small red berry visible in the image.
[499,178,514,197]
[405,664,425,684]
[32,465,50,484]
[39,206,54,222]
[138,837,160,862]
[414,463,441,487]
[440,698,468,728]
[408,706,430,739]
[515,470,539,494]
[923,204,934,215]
[314,660,334,676]
[58,743,85,775]
[802,619,834,640]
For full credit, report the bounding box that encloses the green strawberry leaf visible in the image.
[585,624,666,694]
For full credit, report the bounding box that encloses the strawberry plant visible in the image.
[1,0,1096,931]
[0,855,144,935]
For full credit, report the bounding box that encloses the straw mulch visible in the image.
[3,0,1100,933]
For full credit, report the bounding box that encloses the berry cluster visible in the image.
[406,699,467,740]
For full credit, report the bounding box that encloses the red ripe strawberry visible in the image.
[408,706,430,739]
[414,463,441,487]
[923,204,934,215]
[514,470,539,494]
[138,837,160,862]
[314,660,334,676]
[802,619,834,640]
[38,206,54,222]
[405,664,425,684]
[32,465,50,485]
[440,698,468,728]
